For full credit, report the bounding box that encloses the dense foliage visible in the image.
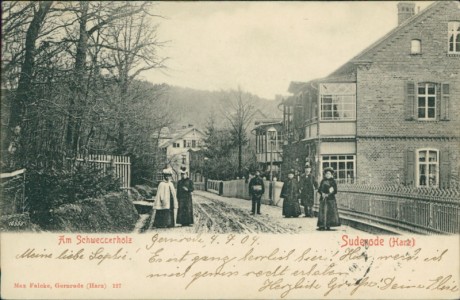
[1,2,170,227]
[25,163,122,229]
[200,116,259,180]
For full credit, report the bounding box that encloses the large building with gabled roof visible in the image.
[282,1,460,188]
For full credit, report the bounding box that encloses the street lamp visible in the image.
[203,157,209,191]
[267,127,277,181]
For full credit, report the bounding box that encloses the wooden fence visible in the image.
[76,154,131,189]
[204,179,286,206]
[206,180,222,195]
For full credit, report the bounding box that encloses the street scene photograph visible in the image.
[2,2,460,300]
[1,1,459,237]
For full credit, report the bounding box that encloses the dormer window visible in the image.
[448,21,460,53]
[411,39,421,54]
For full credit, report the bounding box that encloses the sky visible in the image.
[143,1,433,100]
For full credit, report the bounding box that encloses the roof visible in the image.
[252,109,268,119]
[251,120,283,134]
[311,71,356,84]
[254,118,282,125]
[328,1,444,78]
[159,127,206,148]
[288,81,309,94]
[280,95,296,106]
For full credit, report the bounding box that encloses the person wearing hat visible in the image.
[151,168,178,228]
[317,167,341,230]
[176,166,195,226]
[248,170,265,215]
[299,164,318,217]
[280,169,301,218]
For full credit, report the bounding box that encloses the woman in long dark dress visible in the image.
[317,167,341,230]
[177,167,194,226]
[152,168,178,228]
[280,169,301,218]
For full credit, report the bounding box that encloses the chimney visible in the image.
[397,2,416,25]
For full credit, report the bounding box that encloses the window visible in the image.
[173,142,180,148]
[261,132,266,153]
[277,131,283,151]
[321,95,356,120]
[320,83,356,121]
[257,132,264,153]
[411,39,421,54]
[405,82,450,121]
[417,83,436,120]
[183,140,186,148]
[192,140,196,148]
[321,155,355,183]
[448,21,460,53]
[417,149,439,188]
[181,154,186,165]
[312,93,318,120]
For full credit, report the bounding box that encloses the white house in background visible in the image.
[158,124,206,181]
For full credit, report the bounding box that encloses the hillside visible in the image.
[161,85,283,129]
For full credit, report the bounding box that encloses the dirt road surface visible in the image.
[140,191,365,234]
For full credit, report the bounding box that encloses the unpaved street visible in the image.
[141,191,365,234]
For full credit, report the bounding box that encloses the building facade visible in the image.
[282,1,460,188]
[253,118,283,180]
[158,125,206,181]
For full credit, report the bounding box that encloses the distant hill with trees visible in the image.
[160,85,283,130]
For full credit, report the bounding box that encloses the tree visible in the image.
[64,1,157,156]
[1,1,171,182]
[220,87,256,177]
[201,115,232,179]
[5,1,52,168]
[102,3,167,154]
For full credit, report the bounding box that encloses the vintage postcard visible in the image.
[1,1,459,299]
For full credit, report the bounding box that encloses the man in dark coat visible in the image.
[280,169,301,218]
[176,167,195,226]
[248,170,265,215]
[299,165,318,217]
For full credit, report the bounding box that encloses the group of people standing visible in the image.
[151,163,341,231]
[151,167,194,228]
[249,164,341,231]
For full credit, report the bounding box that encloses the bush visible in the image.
[103,193,139,231]
[51,199,113,232]
[49,193,139,232]
[26,163,122,229]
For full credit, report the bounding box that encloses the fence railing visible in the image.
[194,182,205,191]
[76,154,131,189]
[0,169,27,215]
[330,184,460,234]
[200,179,460,234]
[203,179,285,206]
[206,180,222,195]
